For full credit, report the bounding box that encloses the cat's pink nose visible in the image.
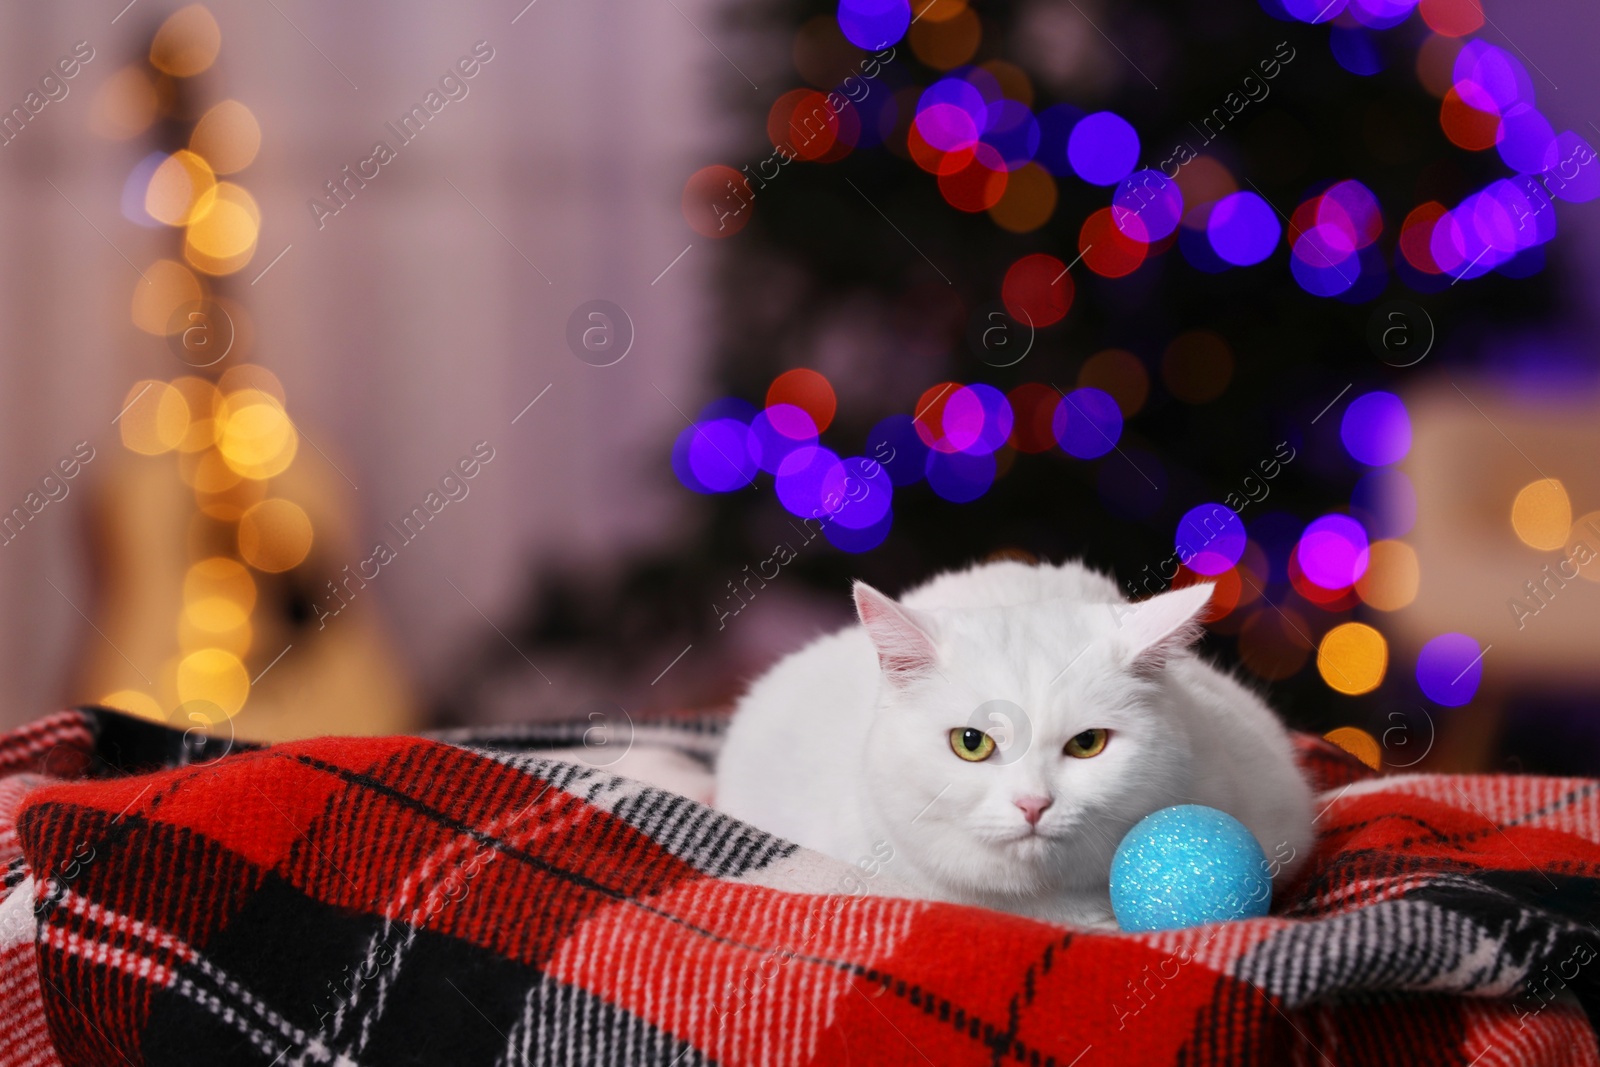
[1014,795,1052,825]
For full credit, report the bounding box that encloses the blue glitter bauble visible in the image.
[1110,804,1273,933]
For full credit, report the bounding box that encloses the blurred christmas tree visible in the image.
[447,0,1585,750]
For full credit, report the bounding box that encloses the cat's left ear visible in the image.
[1118,583,1213,669]
[854,581,939,683]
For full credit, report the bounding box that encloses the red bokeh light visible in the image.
[1079,207,1148,278]
[1001,253,1074,327]
[766,368,837,433]
[1440,85,1501,151]
[1420,0,1484,37]
[938,151,1008,213]
[1399,202,1448,273]
[682,165,753,238]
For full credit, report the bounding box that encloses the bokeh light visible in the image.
[682,165,753,238]
[131,259,204,336]
[776,445,844,517]
[1420,0,1484,35]
[1415,632,1485,706]
[826,456,894,529]
[1001,253,1073,326]
[836,0,911,49]
[150,4,222,78]
[938,150,1009,212]
[1510,478,1572,550]
[1005,383,1060,453]
[237,499,313,573]
[1317,622,1388,695]
[1176,503,1246,576]
[1206,192,1280,266]
[988,163,1058,233]
[925,448,995,502]
[176,648,249,717]
[190,100,262,175]
[119,380,191,455]
[767,368,837,432]
[1322,726,1382,770]
[99,690,162,720]
[681,418,756,492]
[1067,111,1139,186]
[215,388,297,479]
[1299,514,1371,588]
[1355,539,1420,610]
[1340,391,1411,466]
[1051,386,1123,459]
[1113,170,1184,242]
[909,9,982,71]
[747,404,817,474]
[146,150,217,227]
[1079,207,1148,278]
[1079,349,1149,417]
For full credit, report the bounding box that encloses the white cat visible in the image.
[715,559,1315,929]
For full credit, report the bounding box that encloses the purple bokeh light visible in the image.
[1340,391,1411,466]
[1067,112,1139,186]
[1052,387,1123,459]
[1298,514,1371,589]
[1416,632,1485,706]
[1176,503,1247,576]
[925,448,995,502]
[836,0,911,50]
[1113,170,1184,242]
[1207,192,1281,266]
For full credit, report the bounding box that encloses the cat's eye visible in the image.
[949,728,997,762]
[1064,728,1108,759]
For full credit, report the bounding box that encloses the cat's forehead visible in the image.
[928,602,1137,703]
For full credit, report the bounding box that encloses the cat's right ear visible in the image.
[853,582,939,683]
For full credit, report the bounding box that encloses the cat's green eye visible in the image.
[1064,728,1108,759]
[949,727,996,762]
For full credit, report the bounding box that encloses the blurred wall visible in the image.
[0,0,739,728]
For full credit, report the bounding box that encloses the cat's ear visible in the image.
[1118,583,1213,669]
[853,581,939,682]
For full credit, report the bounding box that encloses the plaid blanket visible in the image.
[0,708,1596,1066]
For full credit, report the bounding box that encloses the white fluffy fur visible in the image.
[715,559,1315,928]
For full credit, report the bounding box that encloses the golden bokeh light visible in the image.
[145,150,217,227]
[218,363,286,405]
[987,163,1057,234]
[176,648,249,716]
[791,16,866,90]
[90,65,161,141]
[183,556,258,614]
[190,100,261,174]
[185,182,260,275]
[1323,726,1382,770]
[197,478,268,522]
[908,7,981,70]
[238,498,314,573]
[1355,539,1421,610]
[180,447,244,494]
[119,380,191,455]
[215,389,298,479]
[170,377,223,452]
[1317,622,1388,695]
[1162,329,1233,404]
[131,259,204,336]
[1511,479,1571,550]
[99,689,163,720]
[179,612,252,657]
[1078,348,1150,417]
[1415,33,1464,99]
[150,4,223,78]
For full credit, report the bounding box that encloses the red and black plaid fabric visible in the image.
[1,707,1597,1066]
